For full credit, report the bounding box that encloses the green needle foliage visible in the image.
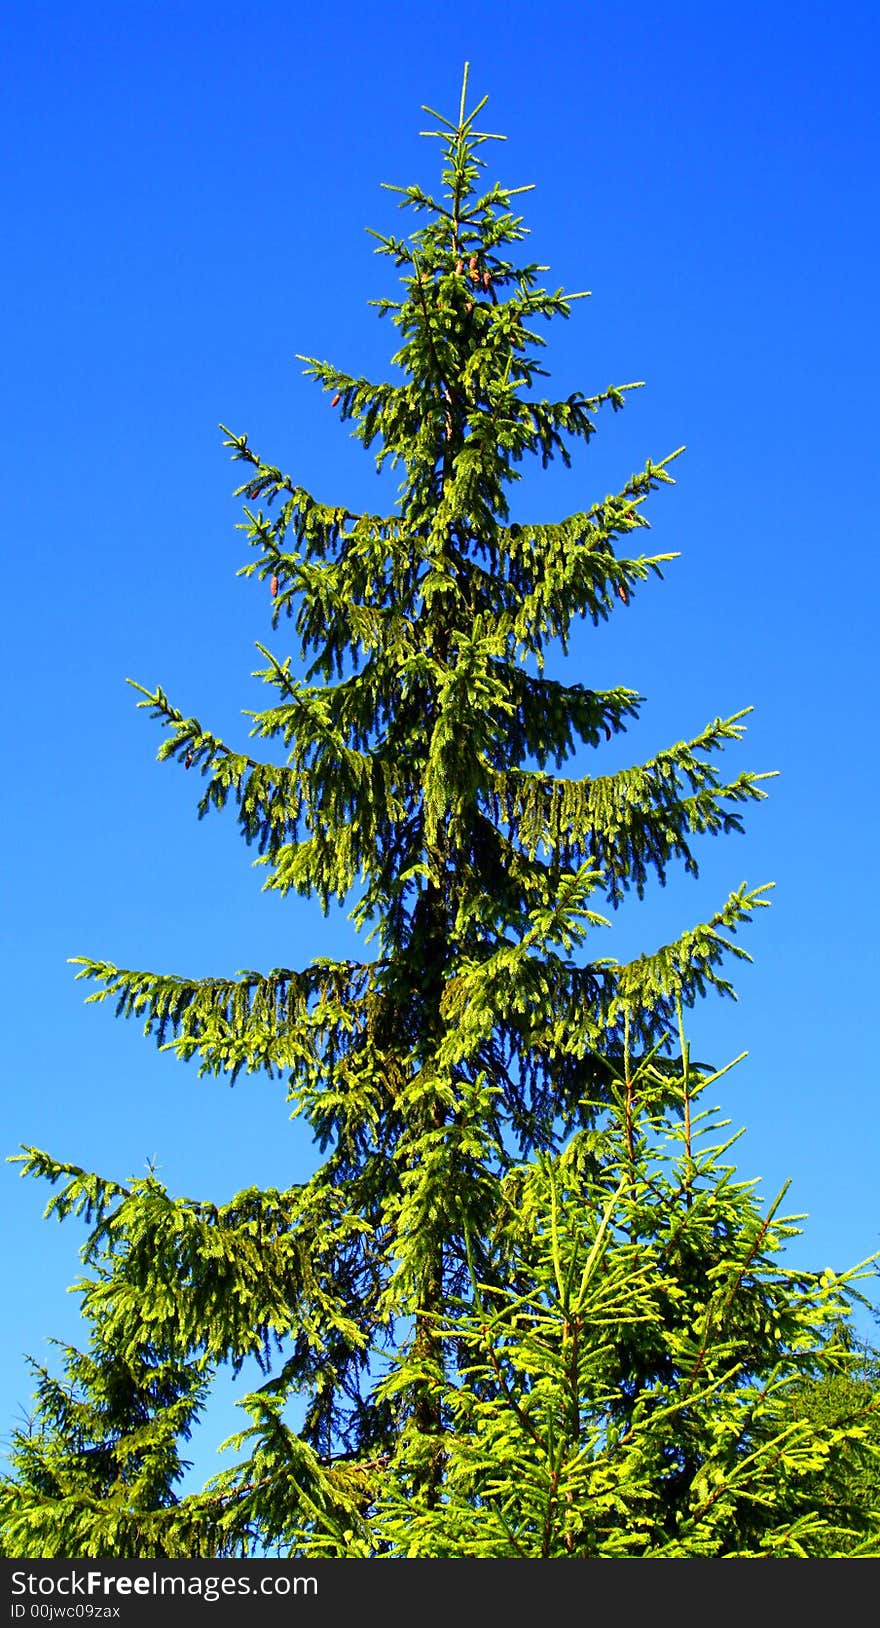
[1,1334,211,1559]
[363,1035,880,1558]
[3,68,876,1559]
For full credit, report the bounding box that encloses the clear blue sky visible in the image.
[2,0,878,1484]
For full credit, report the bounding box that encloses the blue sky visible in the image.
[2,0,878,1485]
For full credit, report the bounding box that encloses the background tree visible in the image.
[5,68,863,1560]
[0,1227,211,1559]
[782,1324,880,1556]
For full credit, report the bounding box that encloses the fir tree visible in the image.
[358,1033,880,1558]
[7,67,870,1559]
[1,1218,211,1559]
[782,1326,880,1555]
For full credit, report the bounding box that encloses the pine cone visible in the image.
[270,573,279,598]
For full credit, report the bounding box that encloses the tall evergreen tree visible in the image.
[8,68,870,1560]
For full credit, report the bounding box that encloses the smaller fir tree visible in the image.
[784,1327,880,1555]
[0,1248,210,1558]
[348,1026,880,1559]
